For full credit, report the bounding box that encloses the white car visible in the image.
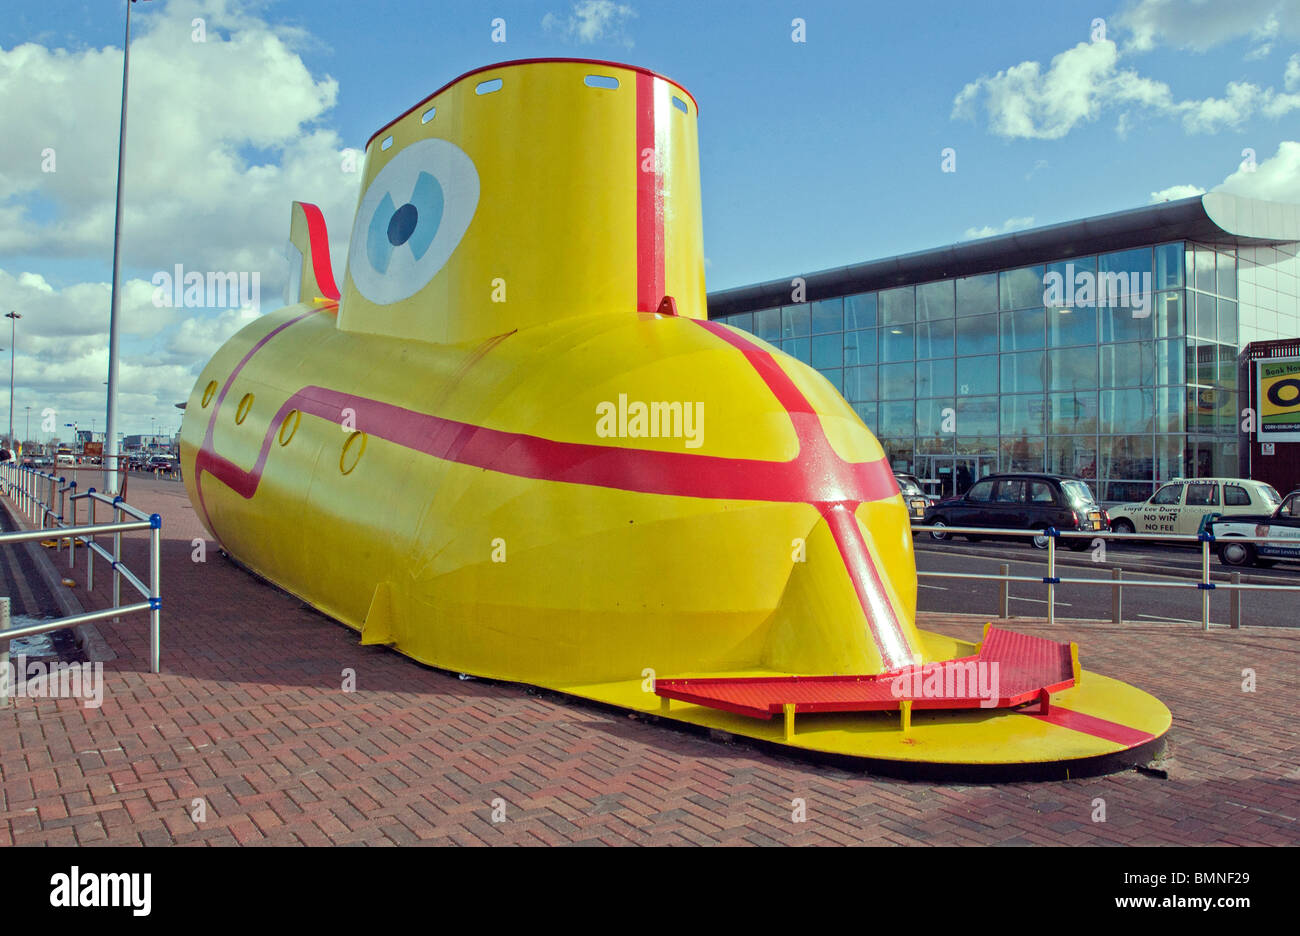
[1107,477,1282,537]
[1206,489,1300,568]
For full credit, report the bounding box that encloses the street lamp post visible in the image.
[6,311,20,453]
[25,406,30,450]
[104,0,141,495]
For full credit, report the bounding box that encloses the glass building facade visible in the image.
[709,200,1300,502]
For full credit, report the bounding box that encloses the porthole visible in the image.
[235,393,254,425]
[201,380,218,407]
[340,430,367,475]
[279,409,300,446]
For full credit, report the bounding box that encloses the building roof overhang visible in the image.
[706,193,1300,318]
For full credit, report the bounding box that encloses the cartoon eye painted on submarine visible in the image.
[346,138,480,305]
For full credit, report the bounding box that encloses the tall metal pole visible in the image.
[104,0,134,496]
[6,312,19,453]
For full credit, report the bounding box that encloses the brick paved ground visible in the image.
[1,475,1296,846]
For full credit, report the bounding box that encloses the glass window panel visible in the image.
[1218,299,1238,346]
[955,396,999,436]
[781,337,809,363]
[878,362,912,399]
[1216,345,1238,391]
[725,312,753,333]
[755,308,781,341]
[820,367,843,395]
[852,402,876,433]
[880,324,914,362]
[1100,388,1155,433]
[1100,246,1152,278]
[1156,337,1185,385]
[1194,246,1216,294]
[1099,434,1155,501]
[878,401,914,437]
[781,304,810,338]
[811,333,842,369]
[999,265,1045,311]
[1155,242,1183,290]
[811,298,843,335]
[915,318,954,359]
[1000,394,1045,435]
[1000,308,1045,351]
[955,273,998,317]
[1156,388,1185,433]
[1048,347,1098,391]
[844,292,877,330]
[1045,256,1096,300]
[1216,252,1236,299]
[1049,391,1098,434]
[916,398,956,437]
[917,437,955,459]
[916,280,954,321]
[1154,435,1183,483]
[1100,303,1154,342]
[1185,246,1195,289]
[1047,436,1098,480]
[915,359,955,398]
[881,438,914,473]
[1001,350,1045,394]
[1047,304,1096,347]
[1194,342,1217,384]
[844,328,877,365]
[1155,290,1183,339]
[1098,341,1152,388]
[1195,291,1216,338]
[956,313,998,355]
[1000,435,1045,472]
[880,286,915,325]
[844,365,877,402]
[956,354,998,396]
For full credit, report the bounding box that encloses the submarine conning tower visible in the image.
[339,58,707,346]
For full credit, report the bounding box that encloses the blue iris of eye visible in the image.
[387,203,419,246]
[366,171,445,274]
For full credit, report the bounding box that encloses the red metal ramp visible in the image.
[654,625,1078,720]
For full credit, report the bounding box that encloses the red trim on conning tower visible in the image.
[366,58,698,149]
[636,72,666,315]
[300,203,339,300]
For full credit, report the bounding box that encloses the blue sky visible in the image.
[1,0,1298,437]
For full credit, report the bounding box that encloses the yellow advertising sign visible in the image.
[1259,356,1300,442]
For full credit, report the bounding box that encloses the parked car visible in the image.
[1107,478,1281,537]
[1202,488,1300,568]
[127,453,150,470]
[894,472,936,524]
[922,472,1108,550]
[146,454,178,472]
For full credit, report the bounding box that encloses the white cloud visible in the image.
[954,37,1300,138]
[952,40,1172,140]
[1149,184,1206,202]
[542,1,638,47]
[0,0,361,440]
[1215,140,1300,202]
[1286,53,1300,90]
[1116,0,1300,54]
[962,216,1035,240]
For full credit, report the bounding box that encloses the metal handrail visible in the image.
[0,462,162,706]
[913,523,1300,629]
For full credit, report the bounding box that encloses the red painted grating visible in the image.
[654,626,1076,719]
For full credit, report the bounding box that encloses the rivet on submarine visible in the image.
[180,58,1169,775]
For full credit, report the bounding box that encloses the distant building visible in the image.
[707,193,1300,501]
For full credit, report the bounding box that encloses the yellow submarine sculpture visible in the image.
[181,58,1169,775]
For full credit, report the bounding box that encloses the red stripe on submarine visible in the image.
[180,59,1169,772]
